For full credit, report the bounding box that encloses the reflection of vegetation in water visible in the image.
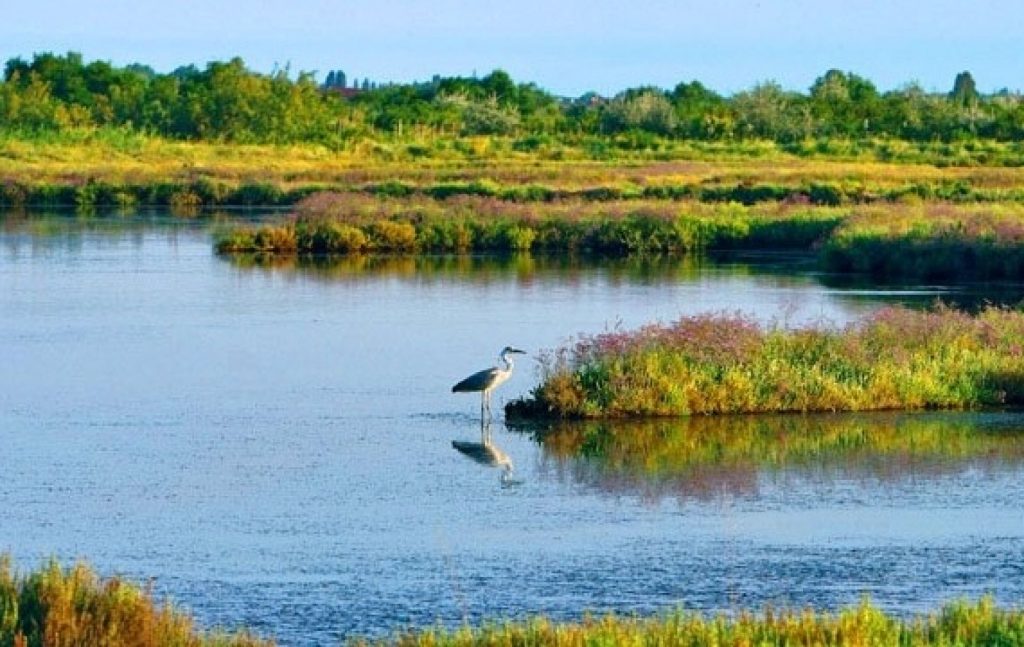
[223,250,730,286]
[360,597,1024,647]
[0,208,281,254]
[515,412,1024,500]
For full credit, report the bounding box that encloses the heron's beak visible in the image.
[510,348,526,354]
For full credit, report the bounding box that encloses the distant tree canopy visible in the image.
[1,51,1023,144]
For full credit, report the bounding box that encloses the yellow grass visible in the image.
[5,135,1024,193]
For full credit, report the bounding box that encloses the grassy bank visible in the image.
[0,555,271,646]
[358,598,1024,647]
[212,193,1024,280]
[214,193,843,255]
[508,306,1024,418]
[821,201,1024,279]
[7,134,1024,209]
[3,555,1023,647]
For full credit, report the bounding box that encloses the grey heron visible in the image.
[452,346,526,421]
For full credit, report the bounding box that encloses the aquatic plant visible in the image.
[355,597,1024,647]
[213,194,1024,279]
[509,305,1024,418]
[213,193,844,255]
[0,555,272,646]
[821,201,1024,279]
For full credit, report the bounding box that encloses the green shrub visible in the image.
[512,306,1024,418]
[369,220,417,251]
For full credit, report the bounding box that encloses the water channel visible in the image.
[1,210,1022,645]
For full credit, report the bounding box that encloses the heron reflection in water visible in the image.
[452,346,526,422]
[452,417,522,487]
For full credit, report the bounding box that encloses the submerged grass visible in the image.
[0,555,271,647]
[358,597,1024,647]
[509,305,1024,418]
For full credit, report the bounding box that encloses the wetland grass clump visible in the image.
[209,193,1024,270]
[213,192,845,255]
[509,305,1024,418]
[821,202,1024,279]
[0,554,271,647]
[356,597,1024,647]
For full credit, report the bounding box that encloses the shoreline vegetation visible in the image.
[4,556,1024,647]
[0,555,270,646]
[507,306,1024,419]
[212,194,1024,280]
[358,598,1024,647]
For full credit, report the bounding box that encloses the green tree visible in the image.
[600,88,677,135]
[809,69,880,136]
[733,81,810,141]
[671,80,726,138]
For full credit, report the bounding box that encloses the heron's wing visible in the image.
[452,367,501,392]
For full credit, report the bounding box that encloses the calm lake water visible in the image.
[2,211,1023,645]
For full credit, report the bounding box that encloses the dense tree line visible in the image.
[2,51,1023,144]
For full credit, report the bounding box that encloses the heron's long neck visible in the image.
[501,352,515,371]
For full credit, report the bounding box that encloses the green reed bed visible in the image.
[357,597,1024,647]
[822,201,1024,279]
[213,192,844,255]
[213,193,1024,280]
[0,555,271,647]
[508,306,1024,418]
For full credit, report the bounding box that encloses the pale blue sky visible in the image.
[3,0,1021,96]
